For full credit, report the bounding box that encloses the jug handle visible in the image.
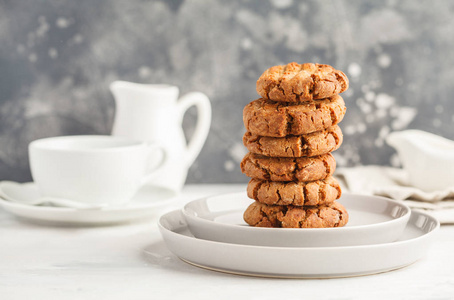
[177,92,212,167]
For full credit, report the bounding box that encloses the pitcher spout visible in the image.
[386,129,454,191]
[387,129,454,157]
[386,130,421,158]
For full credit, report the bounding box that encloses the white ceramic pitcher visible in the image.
[110,81,211,193]
[386,130,454,192]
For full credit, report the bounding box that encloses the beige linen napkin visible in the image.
[336,166,454,224]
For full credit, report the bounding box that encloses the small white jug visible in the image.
[110,81,211,193]
[387,130,454,192]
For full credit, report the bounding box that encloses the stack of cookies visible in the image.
[241,62,349,228]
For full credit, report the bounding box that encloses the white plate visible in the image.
[182,192,411,247]
[159,209,439,278]
[0,181,178,225]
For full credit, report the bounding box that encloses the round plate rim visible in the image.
[0,196,172,212]
[0,181,176,212]
[182,191,412,232]
[159,209,439,251]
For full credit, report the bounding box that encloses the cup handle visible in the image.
[177,92,212,167]
[140,143,167,186]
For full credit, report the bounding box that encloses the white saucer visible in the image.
[159,209,439,278]
[0,181,178,225]
[183,192,411,247]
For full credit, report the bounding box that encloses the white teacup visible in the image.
[29,135,165,205]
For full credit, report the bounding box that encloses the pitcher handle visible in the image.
[177,92,211,167]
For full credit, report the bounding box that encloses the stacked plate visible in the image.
[158,192,440,278]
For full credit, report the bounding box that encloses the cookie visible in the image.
[243,201,348,228]
[256,62,349,102]
[243,125,343,158]
[241,152,335,182]
[247,176,341,206]
[243,95,346,137]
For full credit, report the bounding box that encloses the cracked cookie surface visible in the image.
[243,95,346,137]
[243,125,343,158]
[247,176,341,206]
[243,200,348,228]
[241,152,335,182]
[256,62,349,102]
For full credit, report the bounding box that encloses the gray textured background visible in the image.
[1,0,453,183]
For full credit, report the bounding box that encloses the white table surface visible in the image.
[1,184,453,300]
